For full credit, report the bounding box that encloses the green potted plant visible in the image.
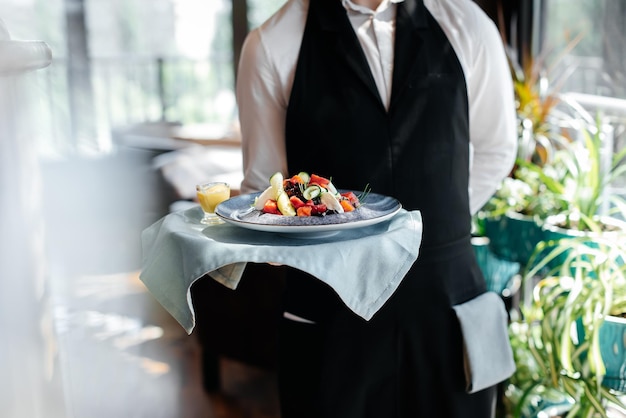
[530,117,626,270]
[504,235,626,418]
[481,114,626,269]
[539,118,626,234]
[478,159,569,266]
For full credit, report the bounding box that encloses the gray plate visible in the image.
[215,190,402,238]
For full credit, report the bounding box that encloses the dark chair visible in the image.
[190,263,287,392]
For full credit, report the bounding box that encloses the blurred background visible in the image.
[1,0,625,417]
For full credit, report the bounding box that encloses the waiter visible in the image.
[236,0,517,416]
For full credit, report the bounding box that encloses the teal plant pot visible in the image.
[506,384,574,418]
[575,315,626,393]
[483,212,543,266]
[540,221,578,270]
[599,315,626,392]
[541,214,626,270]
[471,236,520,295]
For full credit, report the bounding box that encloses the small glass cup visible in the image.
[196,182,230,225]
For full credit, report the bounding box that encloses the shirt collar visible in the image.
[342,0,404,15]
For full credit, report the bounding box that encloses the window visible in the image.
[2,0,237,156]
[542,0,626,197]
[544,0,626,99]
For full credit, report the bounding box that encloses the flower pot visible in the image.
[505,384,574,418]
[540,214,626,269]
[471,236,521,297]
[575,314,626,392]
[599,315,626,392]
[483,212,543,266]
[542,214,626,238]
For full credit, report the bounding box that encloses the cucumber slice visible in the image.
[276,191,296,216]
[254,186,274,210]
[297,171,310,184]
[303,185,321,201]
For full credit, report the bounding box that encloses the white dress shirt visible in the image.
[342,0,402,109]
[236,0,517,215]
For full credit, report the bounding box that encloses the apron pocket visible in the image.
[452,291,516,394]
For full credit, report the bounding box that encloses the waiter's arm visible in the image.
[236,28,289,195]
[466,10,517,215]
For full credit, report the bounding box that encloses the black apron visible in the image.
[278,1,494,416]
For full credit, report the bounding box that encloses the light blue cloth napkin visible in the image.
[140,205,423,334]
[452,291,516,393]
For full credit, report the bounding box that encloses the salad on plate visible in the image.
[254,172,368,217]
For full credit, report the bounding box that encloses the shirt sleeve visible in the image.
[236,28,290,194]
[465,4,517,214]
